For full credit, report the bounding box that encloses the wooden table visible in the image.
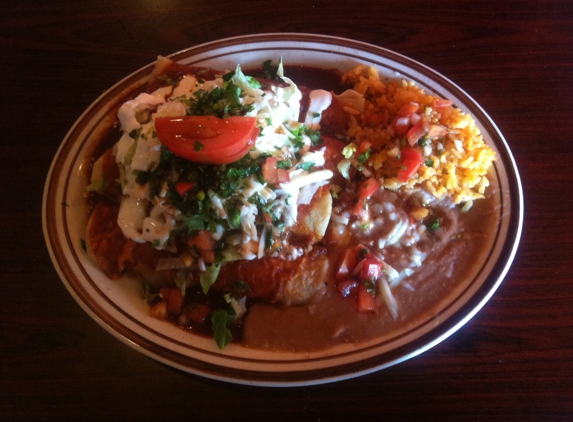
[2,1,572,420]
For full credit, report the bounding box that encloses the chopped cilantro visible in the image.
[426,218,440,233]
[194,141,204,151]
[358,149,371,164]
[277,159,292,169]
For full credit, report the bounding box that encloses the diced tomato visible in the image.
[184,304,212,323]
[397,147,423,183]
[433,98,453,108]
[356,284,377,313]
[175,181,194,197]
[354,244,371,258]
[406,119,429,146]
[392,116,411,136]
[188,230,215,251]
[160,288,184,315]
[350,178,379,217]
[200,250,216,264]
[262,156,290,185]
[338,279,359,298]
[365,110,385,127]
[397,102,419,117]
[262,156,278,184]
[351,199,366,217]
[357,177,380,200]
[358,257,383,282]
[397,159,421,183]
[155,115,258,165]
[428,124,448,139]
[188,230,216,263]
[276,168,290,184]
[336,248,358,282]
[401,147,424,162]
[356,140,372,157]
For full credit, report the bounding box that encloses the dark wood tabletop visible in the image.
[2,0,572,420]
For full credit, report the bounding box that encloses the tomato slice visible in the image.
[155,115,258,165]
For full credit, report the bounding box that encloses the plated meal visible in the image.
[43,34,522,385]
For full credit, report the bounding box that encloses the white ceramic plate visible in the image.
[43,33,523,386]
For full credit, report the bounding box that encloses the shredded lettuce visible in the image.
[200,263,221,294]
[231,65,261,91]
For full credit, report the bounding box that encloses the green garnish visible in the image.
[141,280,158,302]
[157,74,179,87]
[210,308,234,349]
[358,149,371,164]
[426,218,440,233]
[200,263,221,294]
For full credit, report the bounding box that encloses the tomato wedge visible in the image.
[155,115,258,165]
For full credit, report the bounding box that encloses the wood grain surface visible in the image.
[1,1,572,420]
